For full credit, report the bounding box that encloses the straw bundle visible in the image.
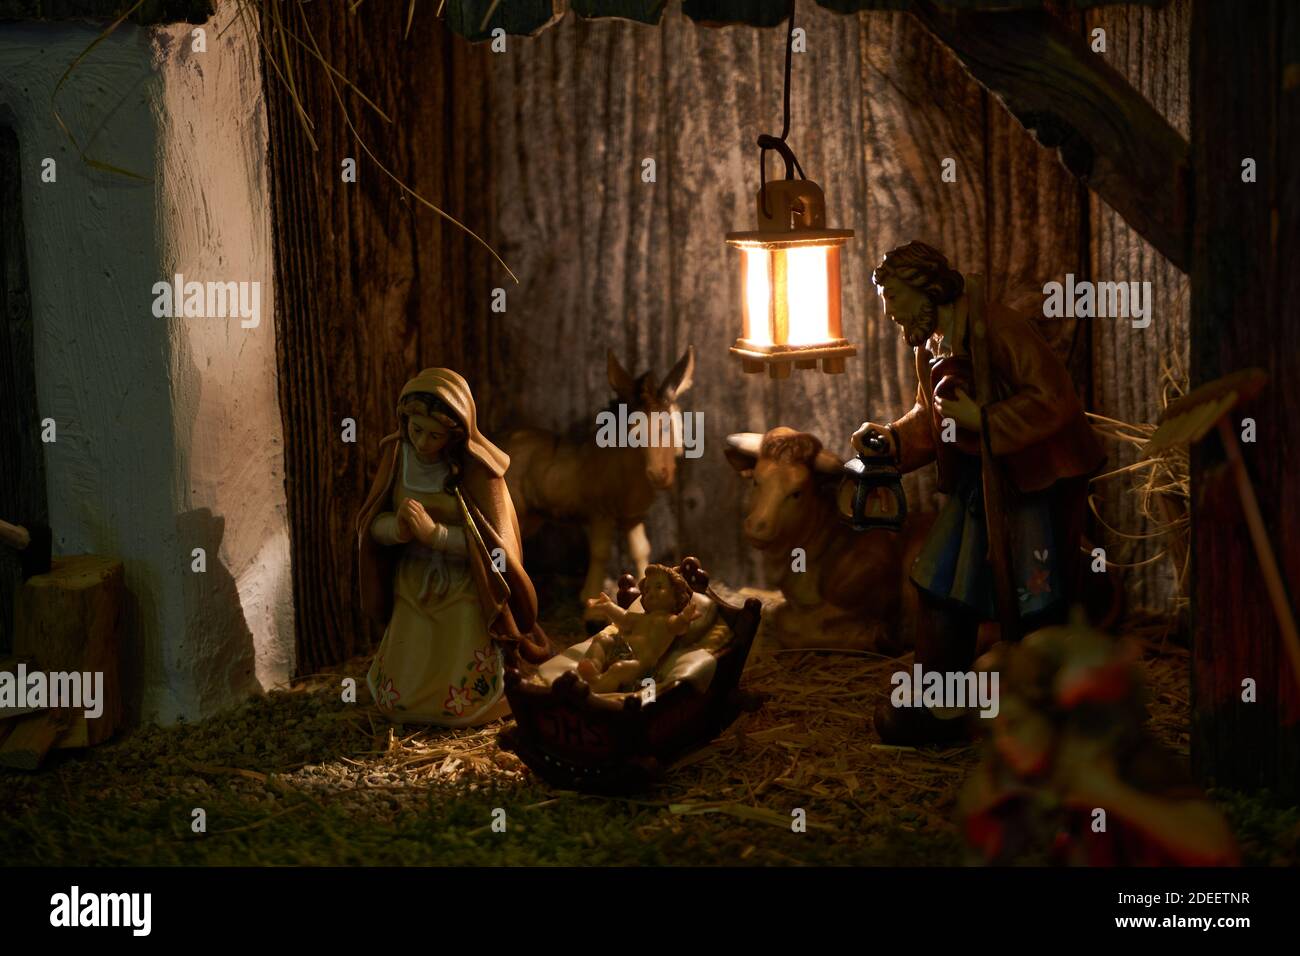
[1086,359,1191,612]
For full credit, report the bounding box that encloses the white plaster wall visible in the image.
[152,5,295,715]
[0,3,294,723]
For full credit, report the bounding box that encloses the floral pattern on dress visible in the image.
[373,661,401,712]
[444,682,475,716]
[1017,550,1053,604]
[438,649,502,719]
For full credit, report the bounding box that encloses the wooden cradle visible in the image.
[499,558,763,793]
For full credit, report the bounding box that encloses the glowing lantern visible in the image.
[724,0,854,378]
[727,176,854,378]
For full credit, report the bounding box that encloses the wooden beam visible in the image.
[913,1,1191,273]
[1189,0,1300,798]
[0,0,211,25]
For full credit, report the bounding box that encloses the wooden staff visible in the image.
[967,275,1020,643]
[1146,369,1300,690]
[1215,416,1300,689]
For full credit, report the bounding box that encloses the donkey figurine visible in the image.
[502,347,695,626]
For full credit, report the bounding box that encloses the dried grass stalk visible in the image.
[1087,358,1191,608]
[239,0,518,282]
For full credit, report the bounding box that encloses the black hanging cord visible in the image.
[779,0,794,142]
[758,0,806,219]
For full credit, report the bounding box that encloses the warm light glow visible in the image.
[783,246,830,345]
[743,248,773,345]
[726,177,852,375]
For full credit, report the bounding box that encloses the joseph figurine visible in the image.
[852,241,1105,745]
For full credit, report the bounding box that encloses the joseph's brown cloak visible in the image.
[356,368,551,664]
[890,298,1106,493]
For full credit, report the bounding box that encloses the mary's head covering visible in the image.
[397,367,509,478]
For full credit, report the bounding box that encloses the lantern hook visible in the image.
[758,0,805,220]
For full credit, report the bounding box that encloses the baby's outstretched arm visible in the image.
[668,601,701,635]
[586,592,631,628]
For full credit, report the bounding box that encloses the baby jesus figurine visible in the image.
[577,564,700,693]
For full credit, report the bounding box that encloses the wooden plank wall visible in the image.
[1085,0,1191,612]
[265,3,494,673]
[475,3,1089,593]
[265,1,1193,671]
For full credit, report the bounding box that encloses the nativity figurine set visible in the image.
[350,240,1199,819]
[502,348,695,632]
[351,358,760,791]
[726,240,1109,749]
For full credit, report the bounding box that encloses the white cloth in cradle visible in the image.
[537,592,723,699]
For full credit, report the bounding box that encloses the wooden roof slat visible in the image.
[0,0,210,25]
[447,0,1169,42]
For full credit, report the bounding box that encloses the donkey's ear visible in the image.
[608,351,637,402]
[660,345,695,402]
[725,432,762,475]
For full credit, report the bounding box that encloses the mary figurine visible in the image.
[356,368,549,727]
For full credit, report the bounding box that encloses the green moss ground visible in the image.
[2,599,1294,867]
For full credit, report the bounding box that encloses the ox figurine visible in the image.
[725,427,933,652]
[503,347,695,627]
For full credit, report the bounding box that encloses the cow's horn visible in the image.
[813,449,845,474]
[725,432,764,457]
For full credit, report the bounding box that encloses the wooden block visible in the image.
[0,710,72,770]
[0,655,46,720]
[53,711,117,750]
[13,556,124,745]
[14,556,123,669]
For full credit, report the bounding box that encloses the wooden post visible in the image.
[0,125,49,653]
[264,2,495,674]
[1190,0,1300,796]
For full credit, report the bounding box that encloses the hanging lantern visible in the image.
[725,0,855,379]
[727,176,854,378]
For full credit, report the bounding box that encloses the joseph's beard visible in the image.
[901,298,938,348]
